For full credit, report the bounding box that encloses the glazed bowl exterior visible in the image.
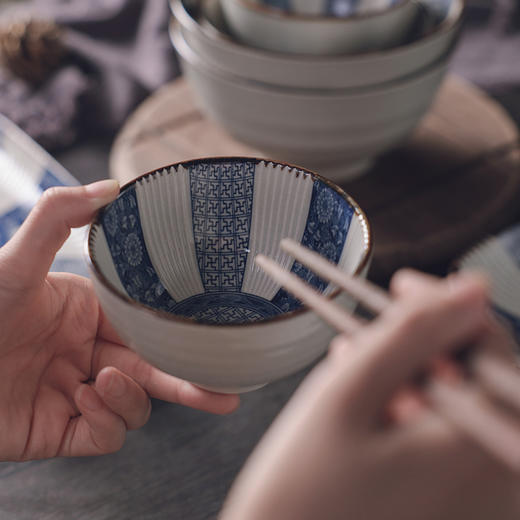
[171,0,462,89]
[87,158,371,393]
[171,22,450,180]
[220,0,418,54]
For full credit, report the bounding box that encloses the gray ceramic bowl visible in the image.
[171,0,463,89]
[170,20,450,180]
[219,0,418,54]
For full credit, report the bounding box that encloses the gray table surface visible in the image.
[1,5,520,519]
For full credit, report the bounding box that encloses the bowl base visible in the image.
[193,382,268,394]
[313,158,374,183]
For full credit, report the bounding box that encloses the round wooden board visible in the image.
[110,74,520,282]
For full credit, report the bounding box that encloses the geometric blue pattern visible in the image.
[272,179,354,312]
[171,292,283,324]
[100,186,176,312]
[189,160,254,293]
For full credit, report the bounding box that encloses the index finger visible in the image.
[92,340,240,415]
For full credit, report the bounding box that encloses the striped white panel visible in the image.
[0,147,42,214]
[323,212,367,296]
[136,166,204,301]
[1,129,47,186]
[93,226,128,296]
[241,163,314,299]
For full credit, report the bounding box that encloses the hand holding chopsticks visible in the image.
[255,239,520,473]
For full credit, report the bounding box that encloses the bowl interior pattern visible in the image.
[257,0,401,17]
[89,158,368,325]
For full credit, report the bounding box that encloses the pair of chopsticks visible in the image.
[256,238,520,472]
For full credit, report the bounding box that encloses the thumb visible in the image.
[0,180,119,288]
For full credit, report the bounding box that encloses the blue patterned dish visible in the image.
[457,224,520,348]
[87,157,371,392]
[0,114,86,276]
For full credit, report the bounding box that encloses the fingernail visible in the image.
[85,179,120,206]
[79,385,102,411]
[106,373,126,398]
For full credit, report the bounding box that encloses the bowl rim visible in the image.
[225,0,413,23]
[172,0,464,62]
[86,156,372,328]
[170,18,451,98]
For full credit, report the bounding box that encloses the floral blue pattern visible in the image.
[101,186,177,312]
[271,180,354,312]
[189,160,255,293]
[172,292,283,324]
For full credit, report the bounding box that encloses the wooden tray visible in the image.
[110,75,520,282]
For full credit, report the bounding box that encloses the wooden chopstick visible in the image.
[427,378,520,470]
[277,240,520,411]
[255,254,362,334]
[255,243,520,473]
[471,349,520,414]
[280,238,389,314]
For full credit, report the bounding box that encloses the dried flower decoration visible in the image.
[0,18,66,85]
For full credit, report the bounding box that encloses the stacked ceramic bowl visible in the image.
[170,0,464,181]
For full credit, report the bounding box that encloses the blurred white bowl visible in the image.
[171,0,462,89]
[170,21,450,180]
[220,0,419,54]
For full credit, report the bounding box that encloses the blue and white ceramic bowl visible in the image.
[172,0,462,89]
[457,224,520,348]
[0,114,86,276]
[88,158,371,393]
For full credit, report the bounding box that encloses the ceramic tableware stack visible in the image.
[169,0,463,181]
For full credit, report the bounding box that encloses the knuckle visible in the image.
[133,357,153,390]
[135,399,152,430]
[103,429,126,454]
[396,304,430,336]
[39,186,64,210]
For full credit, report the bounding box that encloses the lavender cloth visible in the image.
[451,0,520,126]
[0,0,178,150]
